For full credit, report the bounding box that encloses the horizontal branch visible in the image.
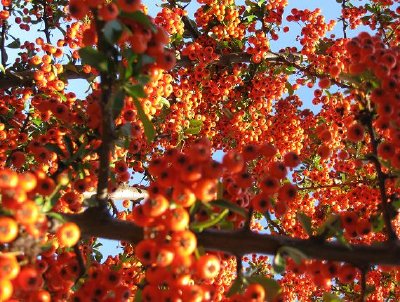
[82,186,148,201]
[66,208,400,266]
[0,67,93,90]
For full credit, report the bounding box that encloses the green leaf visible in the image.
[190,209,229,232]
[273,252,286,274]
[63,136,74,156]
[278,246,307,265]
[120,11,155,30]
[103,20,123,44]
[124,84,147,99]
[31,117,42,127]
[227,277,244,297]
[185,119,203,135]
[134,289,142,302]
[0,64,5,74]
[189,119,203,127]
[371,214,384,232]
[113,90,126,119]
[78,47,109,73]
[46,212,66,222]
[391,199,400,210]
[246,275,281,300]
[45,143,65,157]
[210,199,247,217]
[316,214,341,238]
[158,97,170,108]
[184,126,202,135]
[7,38,20,49]
[285,82,294,96]
[132,98,156,143]
[297,212,313,236]
[118,123,132,137]
[323,293,343,302]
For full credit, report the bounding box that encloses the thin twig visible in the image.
[73,244,86,285]
[360,267,367,302]
[365,115,397,241]
[0,5,9,66]
[42,0,51,44]
[341,0,348,39]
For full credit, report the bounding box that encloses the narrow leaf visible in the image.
[246,275,281,300]
[103,20,123,44]
[278,246,307,265]
[132,98,156,143]
[211,199,247,217]
[190,209,229,232]
[78,47,109,73]
[297,212,313,236]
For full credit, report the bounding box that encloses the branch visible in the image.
[0,67,93,90]
[66,208,400,266]
[83,186,148,201]
[0,6,9,66]
[94,18,117,209]
[42,0,51,44]
[365,115,397,241]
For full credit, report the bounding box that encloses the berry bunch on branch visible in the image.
[0,0,399,301]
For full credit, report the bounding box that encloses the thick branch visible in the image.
[66,209,400,266]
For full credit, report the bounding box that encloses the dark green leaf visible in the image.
[78,47,109,73]
[273,252,286,274]
[63,136,74,156]
[211,199,247,217]
[7,38,20,49]
[94,250,103,262]
[278,246,307,265]
[118,123,132,137]
[45,143,65,157]
[297,212,313,236]
[103,20,123,44]
[391,199,400,210]
[371,214,384,232]
[246,275,281,300]
[124,84,147,99]
[132,98,156,143]
[190,209,229,232]
[227,277,243,297]
[285,82,294,96]
[120,11,155,30]
[113,90,126,118]
[316,214,341,239]
[134,289,142,302]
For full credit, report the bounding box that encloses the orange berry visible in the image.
[244,283,265,302]
[0,279,13,301]
[196,254,220,280]
[56,222,80,247]
[0,217,18,243]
